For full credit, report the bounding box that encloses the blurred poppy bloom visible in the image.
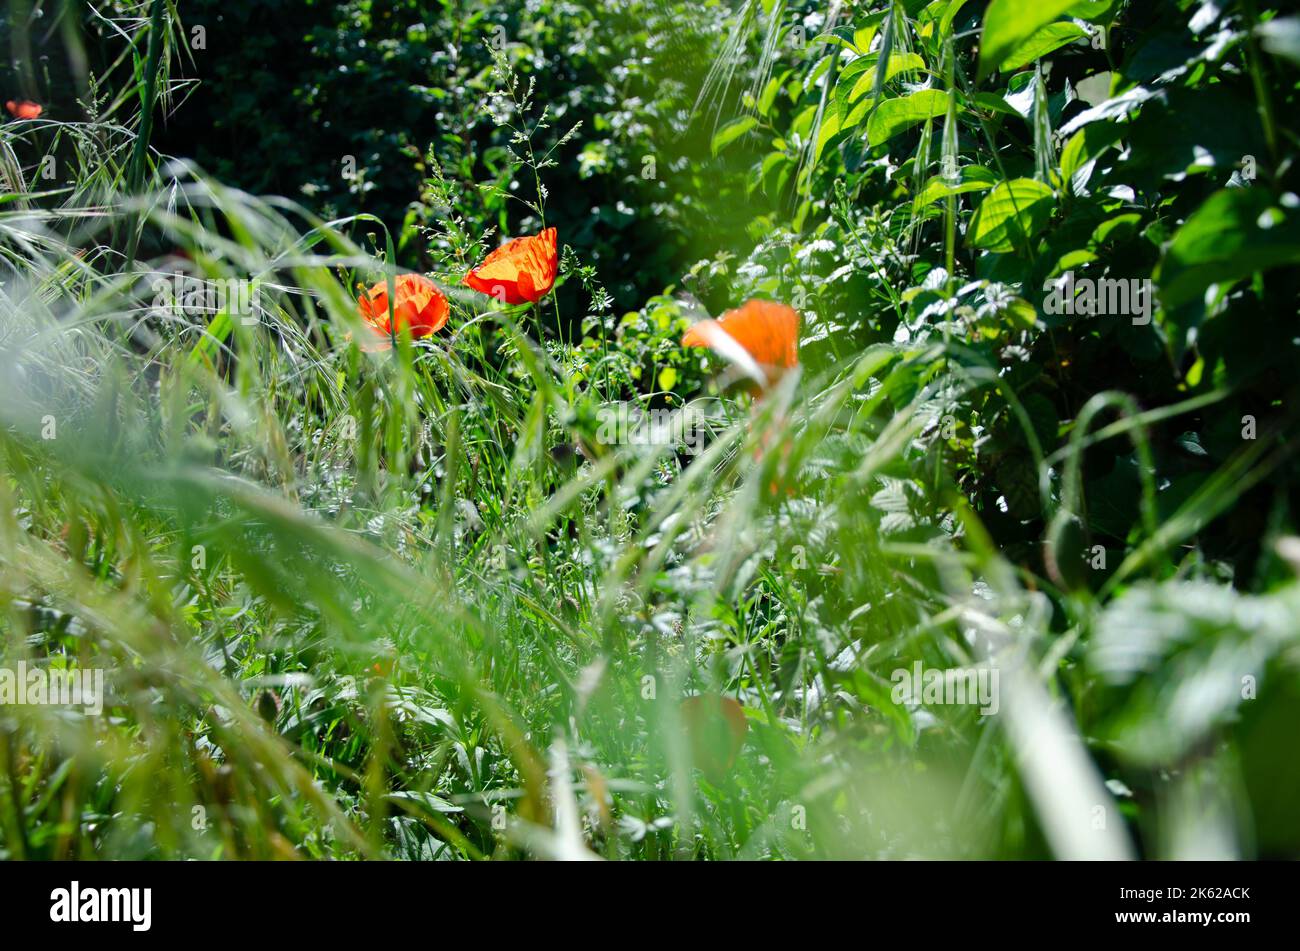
[682,298,799,390]
[464,227,558,305]
[680,694,748,781]
[6,100,42,120]
[357,273,449,347]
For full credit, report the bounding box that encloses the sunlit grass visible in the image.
[1,0,1297,861]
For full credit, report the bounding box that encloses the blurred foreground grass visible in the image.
[1,0,1299,860]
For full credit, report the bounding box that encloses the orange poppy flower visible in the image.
[680,694,748,782]
[682,298,799,389]
[5,100,42,120]
[356,273,449,346]
[463,227,558,305]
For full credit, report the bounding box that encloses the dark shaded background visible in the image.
[147,0,767,314]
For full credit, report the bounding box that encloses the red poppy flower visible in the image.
[682,298,799,389]
[5,100,42,120]
[680,694,748,781]
[356,273,449,347]
[463,227,558,305]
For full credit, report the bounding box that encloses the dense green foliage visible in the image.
[0,0,1298,861]
[156,0,762,310]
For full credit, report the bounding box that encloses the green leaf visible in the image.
[814,99,845,164]
[999,22,1089,71]
[867,89,950,146]
[968,178,1056,252]
[386,791,464,814]
[913,165,999,210]
[657,366,678,391]
[970,91,1025,117]
[1068,0,1118,20]
[711,116,758,156]
[1157,189,1300,309]
[791,104,818,141]
[846,52,926,102]
[757,71,788,116]
[1092,212,1142,246]
[1059,120,1123,192]
[1090,581,1300,765]
[978,0,1079,80]
[1057,85,1159,137]
[940,0,974,37]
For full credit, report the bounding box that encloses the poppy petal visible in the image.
[355,273,449,348]
[464,227,558,305]
[682,299,800,390]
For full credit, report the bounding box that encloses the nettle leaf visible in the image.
[867,88,950,146]
[968,178,1056,252]
[977,0,1079,79]
[711,116,757,156]
[999,22,1089,72]
[1157,188,1300,309]
[1090,581,1300,765]
[913,165,999,210]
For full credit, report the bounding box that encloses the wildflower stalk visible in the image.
[125,0,167,267]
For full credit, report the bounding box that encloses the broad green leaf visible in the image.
[791,104,818,141]
[757,71,788,116]
[850,10,888,53]
[867,89,950,146]
[1068,0,1118,20]
[968,177,1056,251]
[971,91,1025,117]
[1092,212,1142,245]
[827,95,875,159]
[1055,247,1097,271]
[836,54,876,95]
[847,52,926,102]
[978,0,1078,80]
[852,24,879,53]
[1157,189,1300,309]
[806,53,835,89]
[760,151,794,196]
[913,165,999,210]
[999,22,1089,71]
[1057,85,1160,136]
[1059,120,1123,190]
[711,116,757,156]
[814,99,844,164]
[940,0,974,37]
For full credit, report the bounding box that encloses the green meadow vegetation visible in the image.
[0,0,1298,860]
